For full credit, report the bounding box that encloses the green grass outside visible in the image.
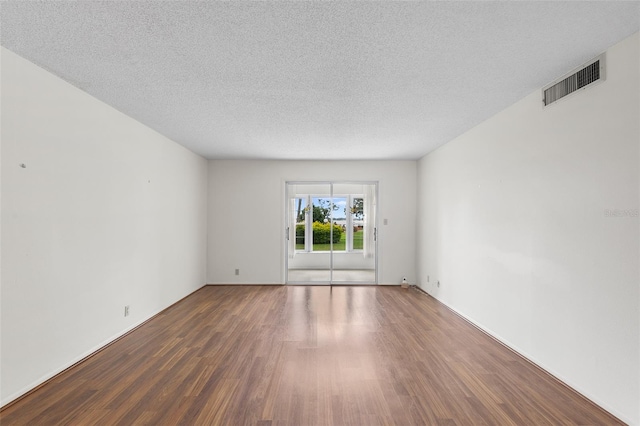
[353,230,363,250]
[296,230,363,251]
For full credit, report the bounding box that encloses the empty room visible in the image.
[1,1,639,425]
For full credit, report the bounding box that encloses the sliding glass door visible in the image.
[285,182,377,285]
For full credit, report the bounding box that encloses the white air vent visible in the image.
[542,53,606,107]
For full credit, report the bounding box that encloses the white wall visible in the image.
[207,160,416,284]
[0,48,208,406]
[416,33,639,424]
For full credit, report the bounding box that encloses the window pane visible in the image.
[331,197,347,252]
[311,198,332,251]
[294,197,307,250]
[352,197,364,250]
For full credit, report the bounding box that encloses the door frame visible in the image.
[284,180,378,285]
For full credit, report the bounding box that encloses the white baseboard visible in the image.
[418,285,631,425]
[1,285,206,408]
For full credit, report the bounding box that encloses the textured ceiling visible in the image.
[2,1,639,160]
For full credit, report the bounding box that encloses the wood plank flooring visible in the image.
[1,285,623,425]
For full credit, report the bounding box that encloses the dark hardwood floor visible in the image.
[1,285,623,425]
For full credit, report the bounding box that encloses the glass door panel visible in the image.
[331,183,376,284]
[286,183,332,284]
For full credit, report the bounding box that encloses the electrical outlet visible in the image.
[235,269,240,276]
[437,281,440,288]
[124,305,130,317]
[427,275,430,282]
